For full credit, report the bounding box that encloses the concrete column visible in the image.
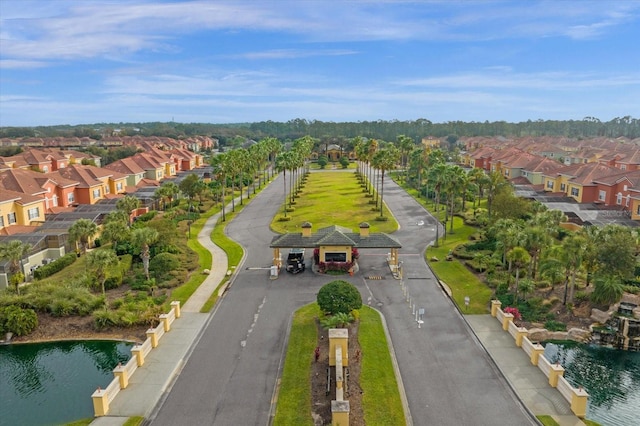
[530,344,545,366]
[92,388,109,416]
[160,314,171,332]
[113,364,128,389]
[132,346,145,366]
[491,300,502,317]
[147,329,159,348]
[502,312,514,331]
[571,388,589,418]
[515,328,528,347]
[548,364,565,387]
[331,400,350,426]
[171,300,181,318]
[329,328,349,367]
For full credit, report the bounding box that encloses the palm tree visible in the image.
[560,235,586,305]
[275,151,294,217]
[131,227,159,280]
[210,152,229,221]
[396,135,414,182]
[507,246,531,302]
[468,167,487,208]
[116,195,140,223]
[0,240,32,295]
[372,147,400,217]
[87,249,119,307]
[524,226,551,279]
[68,218,98,255]
[101,219,130,252]
[366,139,378,195]
[161,182,180,209]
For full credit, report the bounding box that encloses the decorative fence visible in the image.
[490,300,589,418]
[92,301,181,417]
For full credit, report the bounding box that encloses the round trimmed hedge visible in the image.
[317,280,362,315]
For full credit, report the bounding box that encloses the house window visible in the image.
[546,180,554,189]
[616,193,622,205]
[42,165,49,172]
[52,196,58,207]
[0,216,4,227]
[324,252,347,262]
[93,188,101,199]
[158,170,163,178]
[28,207,40,220]
[560,183,566,191]
[504,169,510,176]
[598,190,606,201]
[68,192,75,204]
[571,187,579,197]
[626,195,630,207]
[621,165,627,170]
[116,182,123,191]
[8,212,17,224]
[104,185,110,194]
[59,162,65,168]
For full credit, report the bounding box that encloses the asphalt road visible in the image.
[149,171,536,426]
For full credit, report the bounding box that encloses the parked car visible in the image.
[286,248,306,274]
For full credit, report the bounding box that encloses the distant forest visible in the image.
[1,116,639,145]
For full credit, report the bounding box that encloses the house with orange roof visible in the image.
[517,157,564,185]
[542,162,620,203]
[0,189,46,232]
[129,152,168,181]
[592,170,640,210]
[104,157,146,189]
[53,164,127,204]
[0,168,69,211]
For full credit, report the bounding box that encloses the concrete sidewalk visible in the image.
[91,209,230,426]
[466,315,586,426]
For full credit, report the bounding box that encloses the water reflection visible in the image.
[544,341,640,426]
[0,340,132,426]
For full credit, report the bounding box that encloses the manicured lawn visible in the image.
[273,303,319,426]
[270,171,398,234]
[273,304,404,425]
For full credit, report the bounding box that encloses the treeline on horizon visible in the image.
[1,116,639,143]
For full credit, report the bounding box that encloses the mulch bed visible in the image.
[310,319,365,426]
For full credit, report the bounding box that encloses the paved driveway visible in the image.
[150,172,536,426]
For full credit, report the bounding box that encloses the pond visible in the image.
[544,342,640,426]
[0,340,133,426]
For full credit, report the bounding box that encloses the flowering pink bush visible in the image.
[504,306,522,321]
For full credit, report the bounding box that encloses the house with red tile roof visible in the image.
[592,169,640,210]
[542,162,621,203]
[104,157,146,190]
[0,189,46,233]
[53,164,127,204]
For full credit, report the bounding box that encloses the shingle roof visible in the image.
[270,225,401,249]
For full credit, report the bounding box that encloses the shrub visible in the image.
[33,253,77,280]
[0,305,38,336]
[544,320,567,331]
[135,211,157,222]
[317,280,362,315]
[504,306,522,321]
[150,252,180,278]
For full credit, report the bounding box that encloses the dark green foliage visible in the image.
[339,156,350,168]
[0,305,38,336]
[591,275,624,306]
[317,280,362,315]
[135,211,157,222]
[317,156,328,169]
[544,320,567,331]
[33,253,77,280]
[150,252,180,278]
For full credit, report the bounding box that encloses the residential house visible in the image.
[104,157,146,190]
[53,164,127,204]
[592,170,640,210]
[129,152,166,181]
[542,162,620,203]
[0,189,46,232]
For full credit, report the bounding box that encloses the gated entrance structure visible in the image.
[270,222,401,273]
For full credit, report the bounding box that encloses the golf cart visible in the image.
[286,248,306,274]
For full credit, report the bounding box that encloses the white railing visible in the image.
[105,377,120,404]
[557,375,573,402]
[489,300,588,418]
[123,356,138,377]
[537,354,552,378]
[522,336,535,356]
[92,301,180,417]
[508,320,519,338]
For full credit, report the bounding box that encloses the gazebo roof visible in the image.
[270,224,401,249]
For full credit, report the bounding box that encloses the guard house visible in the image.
[270,222,402,270]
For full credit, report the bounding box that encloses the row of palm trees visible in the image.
[275,136,314,217]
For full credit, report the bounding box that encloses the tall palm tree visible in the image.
[101,219,130,252]
[0,240,32,295]
[210,152,229,221]
[560,235,586,305]
[485,170,508,220]
[87,249,119,307]
[68,218,98,254]
[396,134,414,182]
[366,139,378,195]
[275,151,294,217]
[161,182,180,209]
[507,246,531,302]
[116,195,140,223]
[131,227,159,280]
[372,147,400,217]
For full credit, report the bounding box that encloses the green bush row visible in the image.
[33,253,77,280]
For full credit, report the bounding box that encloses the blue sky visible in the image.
[1,0,639,127]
